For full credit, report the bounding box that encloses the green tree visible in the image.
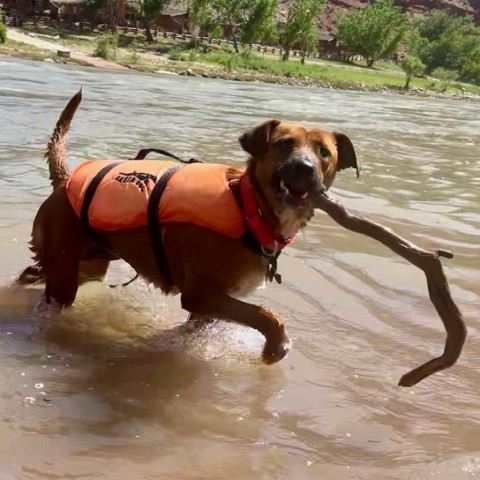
[210,0,278,53]
[83,0,107,30]
[462,45,480,85]
[240,0,278,47]
[82,0,123,31]
[299,17,319,64]
[137,0,171,42]
[335,0,407,67]
[431,67,459,91]
[409,10,480,84]
[401,55,425,88]
[280,0,324,61]
[106,0,118,31]
[187,0,212,46]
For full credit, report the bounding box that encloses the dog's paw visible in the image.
[15,265,45,286]
[33,294,63,318]
[262,336,291,365]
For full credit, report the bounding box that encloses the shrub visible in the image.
[431,67,459,91]
[0,23,6,44]
[462,56,480,85]
[168,47,182,61]
[225,54,238,72]
[0,9,7,44]
[401,55,425,88]
[94,34,118,60]
[127,47,139,65]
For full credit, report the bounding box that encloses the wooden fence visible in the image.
[114,27,361,62]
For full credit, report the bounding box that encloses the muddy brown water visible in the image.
[0,58,479,480]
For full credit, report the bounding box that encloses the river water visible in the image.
[0,58,479,479]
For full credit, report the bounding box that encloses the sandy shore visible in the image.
[6,29,129,70]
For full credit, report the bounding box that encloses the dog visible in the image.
[17,90,359,364]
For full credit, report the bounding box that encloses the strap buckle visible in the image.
[262,242,282,284]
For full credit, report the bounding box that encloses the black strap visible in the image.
[147,165,183,286]
[108,273,139,289]
[80,161,122,236]
[133,148,204,164]
[78,157,188,290]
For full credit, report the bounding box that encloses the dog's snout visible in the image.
[294,157,316,177]
[284,156,316,178]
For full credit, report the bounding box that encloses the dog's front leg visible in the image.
[181,292,290,364]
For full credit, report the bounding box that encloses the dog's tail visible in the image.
[45,88,82,190]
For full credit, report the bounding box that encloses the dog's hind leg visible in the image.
[16,257,110,288]
[29,188,94,314]
[31,256,110,315]
[31,243,82,316]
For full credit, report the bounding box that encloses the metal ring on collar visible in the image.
[261,240,278,257]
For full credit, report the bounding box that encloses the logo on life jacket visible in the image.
[114,171,157,192]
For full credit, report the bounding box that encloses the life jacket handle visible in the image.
[132,148,204,164]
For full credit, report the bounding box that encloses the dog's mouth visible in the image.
[273,168,324,207]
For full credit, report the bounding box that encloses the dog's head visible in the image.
[239,119,359,211]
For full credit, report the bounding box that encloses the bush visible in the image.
[207,25,223,43]
[463,61,480,85]
[401,55,425,88]
[225,54,239,72]
[168,47,182,61]
[127,47,139,65]
[431,67,459,91]
[0,23,6,44]
[0,9,7,44]
[94,34,118,60]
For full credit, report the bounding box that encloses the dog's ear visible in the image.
[239,119,281,157]
[334,132,360,178]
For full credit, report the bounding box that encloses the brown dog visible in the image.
[17,90,359,364]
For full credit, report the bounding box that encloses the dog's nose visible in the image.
[290,156,316,178]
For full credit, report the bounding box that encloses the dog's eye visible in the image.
[275,137,295,150]
[317,146,331,158]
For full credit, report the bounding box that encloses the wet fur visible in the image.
[17,90,358,364]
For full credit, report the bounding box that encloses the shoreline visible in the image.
[172,67,480,102]
[1,33,479,103]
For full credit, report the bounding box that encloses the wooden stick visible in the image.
[314,192,467,387]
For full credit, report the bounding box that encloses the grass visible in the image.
[9,24,480,97]
[0,37,90,67]
[0,38,56,61]
[196,48,480,94]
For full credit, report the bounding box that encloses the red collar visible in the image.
[239,171,295,254]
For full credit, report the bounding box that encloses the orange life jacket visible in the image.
[66,159,246,239]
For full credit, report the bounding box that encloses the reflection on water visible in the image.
[0,58,479,479]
